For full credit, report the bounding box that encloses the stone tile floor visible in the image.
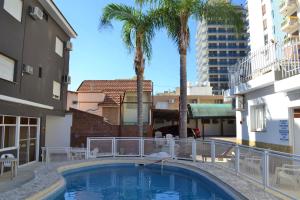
[0,158,289,200]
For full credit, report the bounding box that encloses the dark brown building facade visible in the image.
[0,0,76,165]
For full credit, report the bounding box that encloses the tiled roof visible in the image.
[77,80,152,106]
[77,80,152,92]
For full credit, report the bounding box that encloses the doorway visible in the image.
[293,109,300,155]
[19,117,40,165]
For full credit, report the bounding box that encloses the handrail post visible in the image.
[192,139,196,162]
[211,141,215,163]
[235,145,240,174]
[263,150,269,189]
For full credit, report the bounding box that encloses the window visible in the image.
[55,37,64,57]
[0,53,15,82]
[262,4,266,16]
[227,119,235,124]
[53,81,61,100]
[125,96,137,109]
[0,116,17,149]
[202,119,210,124]
[250,104,266,132]
[38,67,42,78]
[3,0,23,22]
[263,19,267,30]
[212,119,219,124]
[264,34,268,45]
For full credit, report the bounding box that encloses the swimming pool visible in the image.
[55,164,241,200]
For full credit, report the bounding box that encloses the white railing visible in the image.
[229,40,300,87]
[42,137,300,199]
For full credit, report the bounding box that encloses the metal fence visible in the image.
[42,137,300,199]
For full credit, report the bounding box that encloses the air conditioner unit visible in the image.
[62,75,71,84]
[235,95,244,111]
[168,99,175,104]
[66,41,73,51]
[23,65,34,75]
[29,7,44,20]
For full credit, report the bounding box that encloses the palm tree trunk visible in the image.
[179,51,187,138]
[179,15,188,138]
[135,34,144,137]
[136,71,144,137]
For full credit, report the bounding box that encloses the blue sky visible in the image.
[55,0,244,93]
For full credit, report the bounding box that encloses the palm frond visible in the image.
[201,0,244,33]
[122,22,134,53]
[100,4,138,29]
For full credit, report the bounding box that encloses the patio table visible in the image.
[0,158,18,178]
[70,148,87,160]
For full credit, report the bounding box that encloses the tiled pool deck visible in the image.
[0,158,288,200]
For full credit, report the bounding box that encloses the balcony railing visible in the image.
[228,40,300,86]
[208,45,248,49]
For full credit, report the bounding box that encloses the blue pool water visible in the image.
[55,164,236,200]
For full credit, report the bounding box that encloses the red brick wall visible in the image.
[70,108,152,147]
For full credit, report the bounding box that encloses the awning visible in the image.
[188,104,235,119]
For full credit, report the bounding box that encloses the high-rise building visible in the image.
[196,6,248,95]
[246,0,285,51]
[280,0,300,43]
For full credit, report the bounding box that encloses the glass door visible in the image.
[19,117,39,165]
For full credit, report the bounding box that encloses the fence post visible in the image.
[263,150,269,189]
[235,145,240,174]
[211,141,215,163]
[192,139,196,162]
[113,138,116,157]
[87,138,90,159]
[140,138,144,158]
[46,147,49,168]
[171,139,175,159]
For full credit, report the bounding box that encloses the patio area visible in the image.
[0,162,41,193]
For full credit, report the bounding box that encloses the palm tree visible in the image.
[100,4,161,137]
[136,0,244,138]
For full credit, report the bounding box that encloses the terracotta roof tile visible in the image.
[77,80,152,93]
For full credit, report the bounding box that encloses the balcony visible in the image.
[281,16,299,33]
[280,0,297,16]
[225,40,300,96]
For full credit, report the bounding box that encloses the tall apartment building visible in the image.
[246,0,285,51]
[0,0,76,165]
[196,6,248,95]
[280,0,300,42]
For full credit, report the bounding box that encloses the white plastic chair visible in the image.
[89,148,99,158]
[1,154,15,176]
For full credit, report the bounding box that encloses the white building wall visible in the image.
[237,86,290,146]
[45,114,72,147]
[246,0,285,51]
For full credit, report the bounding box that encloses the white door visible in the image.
[293,109,300,155]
